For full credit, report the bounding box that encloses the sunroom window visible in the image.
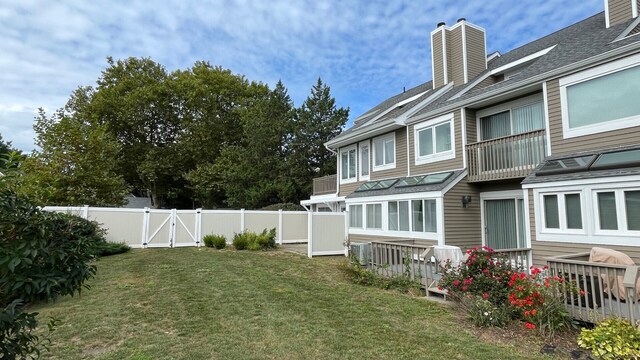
[542,193,583,231]
[349,205,362,228]
[366,203,382,229]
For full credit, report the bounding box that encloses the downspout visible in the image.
[325,143,341,212]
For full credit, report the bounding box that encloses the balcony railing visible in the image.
[312,174,337,195]
[546,253,640,324]
[466,129,546,182]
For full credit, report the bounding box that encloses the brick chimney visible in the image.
[605,0,639,28]
[431,18,487,89]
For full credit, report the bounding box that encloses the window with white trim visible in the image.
[359,141,370,180]
[388,200,410,231]
[593,189,640,233]
[541,192,583,232]
[340,145,357,182]
[349,204,363,228]
[560,54,640,139]
[366,203,382,229]
[411,199,437,233]
[414,114,455,165]
[372,133,395,170]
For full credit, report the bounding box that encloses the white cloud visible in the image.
[0,0,603,151]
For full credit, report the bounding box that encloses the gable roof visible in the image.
[409,12,640,122]
[328,11,640,148]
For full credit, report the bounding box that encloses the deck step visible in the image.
[427,286,448,298]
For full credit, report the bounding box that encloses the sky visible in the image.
[0,0,605,152]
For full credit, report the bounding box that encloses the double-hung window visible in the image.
[359,141,370,180]
[372,133,395,170]
[541,192,583,233]
[366,203,382,229]
[414,113,455,165]
[349,204,363,228]
[388,201,410,231]
[560,54,640,138]
[594,189,640,233]
[340,145,357,182]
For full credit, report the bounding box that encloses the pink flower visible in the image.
[462,286,468,291]
[482,293,489,300]
[453,280,461,286]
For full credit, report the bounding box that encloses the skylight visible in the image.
[354,179,398,192]
[591,148,640,170]
[535,148,640,177]
[396,172,452,188]
[537,155,596,176]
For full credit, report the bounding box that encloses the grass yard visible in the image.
[32,248,552,359]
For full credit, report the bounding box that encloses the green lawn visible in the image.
[32,248,549,359]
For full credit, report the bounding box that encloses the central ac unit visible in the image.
[350,242,370,266]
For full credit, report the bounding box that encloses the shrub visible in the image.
[439,246,516,305]
[261,203,305,211]
[459,295,512,328]
[507,267,577,337]
[338,255,422,295]
[0,300,59,359]
[0,189,104,357]
[578,318,640,359]
[232,229,276,251]
[203,234,226,249]
[91,241,131,257]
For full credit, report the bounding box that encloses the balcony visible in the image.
[466,129,546,182]
[312,174,337,195]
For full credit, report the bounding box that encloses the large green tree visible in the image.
[20,94,129,206]
[290,78,349,196]
[191,80,297,208]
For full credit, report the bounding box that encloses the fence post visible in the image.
[240,208,245,232]
[195,208,202,247]
[170,208,177,248]
[343,210,349,257]
[278,209,283,245]
[307,211,313,258]
[142,207,150,248]
[82,205,89,219]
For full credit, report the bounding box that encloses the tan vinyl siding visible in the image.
[432,30,445,88]
[631,23,640,35]
[465,108,477,144]
[465,26,487,81]
[469,75,499,93]
[339,181,363,197]
[409,110,464,175]
[371,129,408,180]
[443,177,481,251]
[608,0,634,27]
[546,78,640,155]
[448,27,465,86]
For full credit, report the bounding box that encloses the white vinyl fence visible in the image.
[43,206,347,258]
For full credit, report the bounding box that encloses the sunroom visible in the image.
[522,145,640,323]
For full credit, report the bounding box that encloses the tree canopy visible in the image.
[19,57,348,209]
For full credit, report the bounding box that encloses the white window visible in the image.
[388,201,410,231]
[372,133,395,170]
[366,203,382,229]
[349,204,363,228]
[560,54,640,139]
[411,199,437,233]
[359,141,370,180]
[593,189,640,233]
[414,113,455,165]
[340,145,357,183]
[541,192,584,233]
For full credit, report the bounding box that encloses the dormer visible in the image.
[431,18,487,89]
[605,0,639,28]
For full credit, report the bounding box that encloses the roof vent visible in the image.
[457,18,466,23]
[437,22,446,28]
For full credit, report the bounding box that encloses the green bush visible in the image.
[203,234,226,249]
[458,295,512,328]
[578,318,640,359]
[232,229,276,251]
[261,203,305,211]
[0,189,104,357]
[91,241,131,257]
[338,256,422,295]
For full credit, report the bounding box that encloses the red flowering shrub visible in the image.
[439,246,517,306]
[508,266,577,337]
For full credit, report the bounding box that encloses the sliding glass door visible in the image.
[484,198,526,250]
